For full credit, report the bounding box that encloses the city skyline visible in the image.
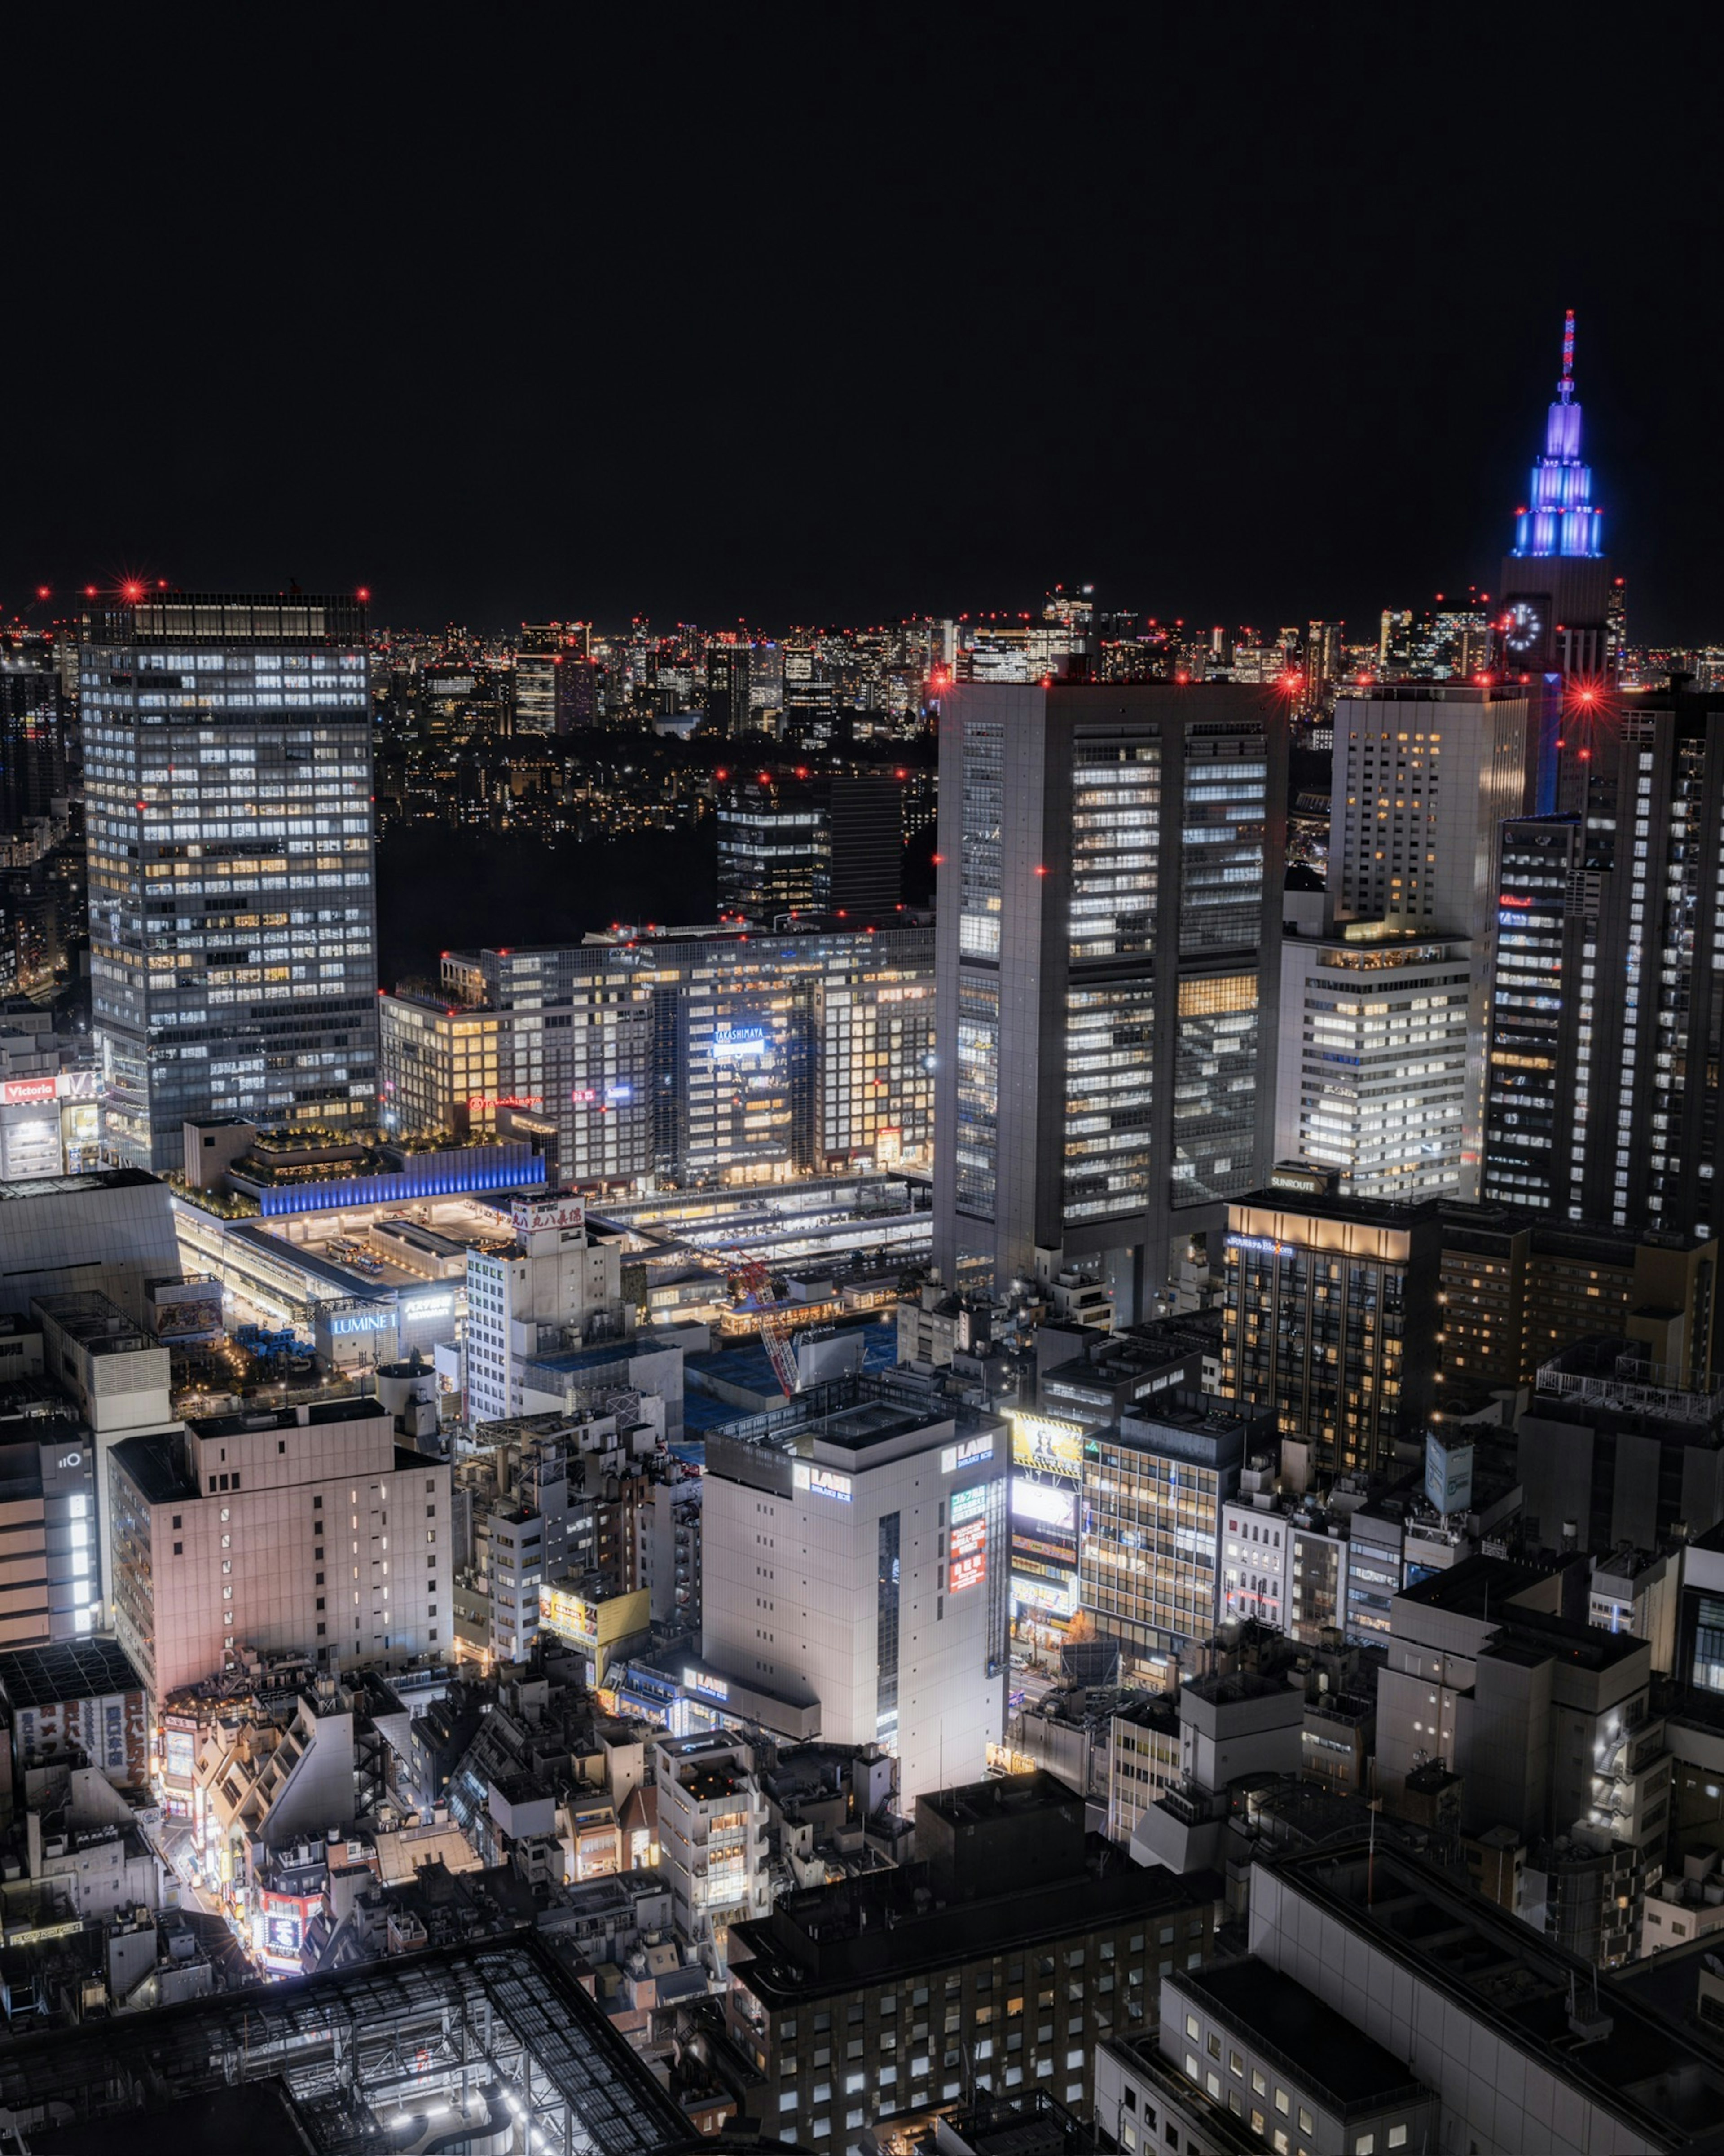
[9,15,1724,642]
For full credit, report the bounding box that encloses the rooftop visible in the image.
[1176,1956,1428,2112]
[0,1637,145,1710]
[731,1847,1221,2005]
[0,1167,162,1202]
[1269,1844,1724,2147]
[186,1396,390,1442]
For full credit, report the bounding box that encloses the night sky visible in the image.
[9,11,1724,641]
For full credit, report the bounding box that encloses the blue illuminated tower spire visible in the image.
[1509,309,1604,560]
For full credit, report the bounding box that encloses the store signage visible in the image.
[400,1294,455,1322]
[711,1026,770,1061]
[950,1483,988,1525]
[939,1433,994,1473]
[682,1667,730,1703]
[510,1195,586,1235]
[949,1516,987,1593]
[1012,1575,1077,1617]
[0,1078,56,1105]
[330,1306,394,1336]
[792,1463,852,1502]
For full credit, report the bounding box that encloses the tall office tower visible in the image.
[510,628,580,737]
[933,680,1285,1317]
[714,780,828,919]
[1221,1188,1443,1478]
[1303,621,1343,711]
[1330,682,1527,1191]
[84,595,378,1170]
[825,775,902,921]
[1377,609,1413,674]
[704,642,752,736]
[1485,682,1724,1237]
[1331,684,1528,932]
[1275,924,1474,1198]
[0,651,69,830]
[781,641,836,732]
[1500,310,1616,809]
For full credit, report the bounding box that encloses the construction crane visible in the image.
[724,1248,802,1397]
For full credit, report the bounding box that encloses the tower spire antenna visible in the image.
[1560,309,1576,400]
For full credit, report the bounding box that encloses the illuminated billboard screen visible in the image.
[1012,1479,1076,1532]
[1010,1411,1085,1481]
[949,1515,986,1593]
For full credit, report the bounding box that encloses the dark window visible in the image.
[172,1542,182,1556]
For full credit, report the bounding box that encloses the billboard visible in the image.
[0,1077,56,1105]
[1424,1429,1475,1517]
[1010,1411,1086,1481]
[1013,1575,1077,1618]
[261,1895,309,1971]
[540,1586,598,1646]
[1012,1479,1076,1532]
[163,1724,196,1782]
[151,1294,225,1344]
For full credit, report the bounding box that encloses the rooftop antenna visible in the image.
[1559,309,1576,401]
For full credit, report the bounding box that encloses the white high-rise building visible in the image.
[694,1373,1008,1802]
[1275,926,1475,1199]
[1328,683,1528,1192]
[1330,683,1528,936]
[464,1194,629,1425]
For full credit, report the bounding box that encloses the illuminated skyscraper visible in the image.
[704,640,752,735]
[1485,682,1724,1239]
[85,594,378,1169]
[932,679,1284,1315]
[1328,682,1527,1198]
[0,651,70,831]
[1500,310,1617,808]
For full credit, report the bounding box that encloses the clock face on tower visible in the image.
[1503,600,1544,656]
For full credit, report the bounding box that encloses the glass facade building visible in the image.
[933,681,1285,1317]
[1220,1192,1442,1479]
[86,596,377,1170]
[383,923,932,1189]
[1485,688,1724,1239]
[1275,927,1474,1199]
